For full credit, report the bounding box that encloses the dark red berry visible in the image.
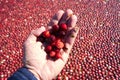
[42,30,51,38]
[58,31,66,37]
[60,23,67,31]
[52,25,59,32]
[45,45,52,52]
[51,41,56,46]
[55,49,60,53]
[49,51,56,57]
[50,35,56,42]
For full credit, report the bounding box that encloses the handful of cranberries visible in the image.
[37,23,68,60]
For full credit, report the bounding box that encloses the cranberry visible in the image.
[49,51,56,57]
[52,25,59,32]
[50,35,56,42]
[59,23,67,31]
[45,45,52,52]
[55,52,62,59]
[55,40,64,49]
[58,31,66,37]
[42,30,51,38]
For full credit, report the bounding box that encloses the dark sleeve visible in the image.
[8,67,38,80]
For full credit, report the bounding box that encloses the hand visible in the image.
[23,9,79,80]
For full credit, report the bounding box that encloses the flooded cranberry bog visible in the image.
[0,0,120,80]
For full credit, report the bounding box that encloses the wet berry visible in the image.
[52,25,59,32]
[55,40,64,49]
[60,23,67,31]
[58,31,66,37]
[43,30,51,38]
[55,52,62,59]
[50,35,56,42]
[45,45,52,52]
[49,51,56,57]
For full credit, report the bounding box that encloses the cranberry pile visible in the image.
[37,23,68,60]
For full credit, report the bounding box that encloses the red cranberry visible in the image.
[42,30,51,38]
[52,25,59,32]
[45,45,52,52]
[58,31,66,37]
[49,51,56,57]
[55,40,64,49]
[50,35,56,42]
[59,23,67,31]
[55,52,62,59]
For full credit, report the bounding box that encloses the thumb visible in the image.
[32,26,46,37]
[25,26,46,45]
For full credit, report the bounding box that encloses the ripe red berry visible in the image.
[42,30,51,38]
[51,41,56,46]
[49,51,56,57]
[52,25,59,31]
[60,23,67,31]
[55,52,62,59]
[50,35,56,42]
[45,45,52,52]
[55,40,64,49]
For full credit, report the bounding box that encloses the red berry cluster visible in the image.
[37,23,68,60]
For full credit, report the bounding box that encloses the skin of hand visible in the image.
[23,9,79,80]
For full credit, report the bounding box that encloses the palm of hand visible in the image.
[23,9,78,80]
[24,41,66,79]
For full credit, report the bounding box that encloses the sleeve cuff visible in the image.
[8,67,38,80]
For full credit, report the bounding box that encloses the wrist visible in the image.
[28,69,43,80]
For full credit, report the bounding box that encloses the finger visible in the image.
[59,9,73,24]
[25,26,45,44]
[48,10,64,29]
[67,15,77,30]
[65,26,79,54]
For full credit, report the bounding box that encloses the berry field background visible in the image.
[0,0,120,80]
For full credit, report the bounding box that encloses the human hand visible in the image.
[23,9,79,80]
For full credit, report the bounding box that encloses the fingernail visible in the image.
[41,45,44,49]
[66,14,73,20]
[74,26,79,32]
